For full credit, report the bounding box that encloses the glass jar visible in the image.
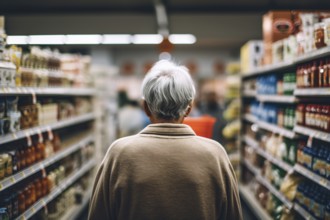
[18,190,25,214]
[314,22,327,49]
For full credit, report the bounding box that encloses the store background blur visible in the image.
[0,2,330,219]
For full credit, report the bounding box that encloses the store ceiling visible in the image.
[1,0,330,50]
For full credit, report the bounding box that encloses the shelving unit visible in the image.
[243,159,293,209]
[0,134,93,191]
[239,185,272,220]
[59,187,93,220]
[240,46,330,220]
[294,164,330,190]
[294,125,330,143]
[0,87,96,96]
[243,136,293,173]
[15,159,96,220]
[256,95,296,103]
[0,112,95,145]
[294,203,317,220]
[242,113,257,124]
[258,121,295,139]
[242,90,257,97]
[242,114,295,139]
[294,88,330,97]
[242,60,295,78]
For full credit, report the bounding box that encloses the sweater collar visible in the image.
[140,123,196,136]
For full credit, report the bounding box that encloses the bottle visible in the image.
[296,104,305,126]
[324,59,329,88]
[0,156,5,180]
[311,61,319,88]
[34,179,43,200]
[319,60,324,87]
[325,200,330,220]
[288,141,297,165]
[18,190,25,214]
[19,148,26,170]
[11,192,19,218]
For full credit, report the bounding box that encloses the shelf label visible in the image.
[46,126,54,141]
[11,132,17,139]
[25,130,32,146]
[10,176,15,183]
[37,128,43,143]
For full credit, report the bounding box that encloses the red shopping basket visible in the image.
[183,115,216,138]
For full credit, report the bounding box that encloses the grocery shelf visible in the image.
[295,46,330,64]
[294,125,330,143]
[0,134,94,192]
[0,112,95,145]
[243,113,258,124]
[242,159,260,175]
[242,90,257,97]
[243,135,293,173]
[294,164,330,190]
[258,121,295,139]
[243,135,258,148]
[294,203,317,220]
[255,175,293,209]
[239,185,272,220]
[60,187,93,220]
[294,88,330,96]
[15,159,96,220]
[0,87,96,96]
[243,159,293,209]
[242,46,330,79]
[242,60,295,78]
[256,95,296,103]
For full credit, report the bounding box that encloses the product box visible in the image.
[240,40,264,73]
[263,11,295,64]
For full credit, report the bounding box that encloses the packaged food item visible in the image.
[279,174,302,201]
[314,22,327,49]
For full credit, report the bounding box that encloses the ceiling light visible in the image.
[169,34,196,44]
[103,34,131,44]
[65,34,102,44]
[7,35,28,45]
[28,35,65,45]
[132,34,163,44]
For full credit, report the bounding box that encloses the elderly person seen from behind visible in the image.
[88,60,243,220]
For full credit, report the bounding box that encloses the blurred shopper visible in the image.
[88,60,242,220]
[198,91,226,143]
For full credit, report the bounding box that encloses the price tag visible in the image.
[319,178,327,187]
[25,130,32,146]
[307,134,314,148]
[10,176,15,183]
[11,132,17,139]
[0,183,3,190]
[42,200,48,215]
[30,89,37,104]
[20,172,25,178]
[46,126,53,141]
[41,168,46,178]
[31,207,36,213]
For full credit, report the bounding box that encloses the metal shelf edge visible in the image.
[294,164,330,190]
[0,87,96,96]
[0,135,94,192]
[239,185,272,220]
[0,113,95,145]
[294,125,330,143]
[15,159,96,220]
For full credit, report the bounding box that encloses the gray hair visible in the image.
[142,60,196,120]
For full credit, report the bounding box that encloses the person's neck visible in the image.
[150,117,184,124]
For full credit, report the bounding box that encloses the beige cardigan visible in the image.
[88,123,242,220]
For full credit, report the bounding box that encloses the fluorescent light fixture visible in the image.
[65,34,102,44]
[103,34,131,44]
[132,34,163,44]
[169,34,196,44]
[7,35,28,45]
[28,35,65,45]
